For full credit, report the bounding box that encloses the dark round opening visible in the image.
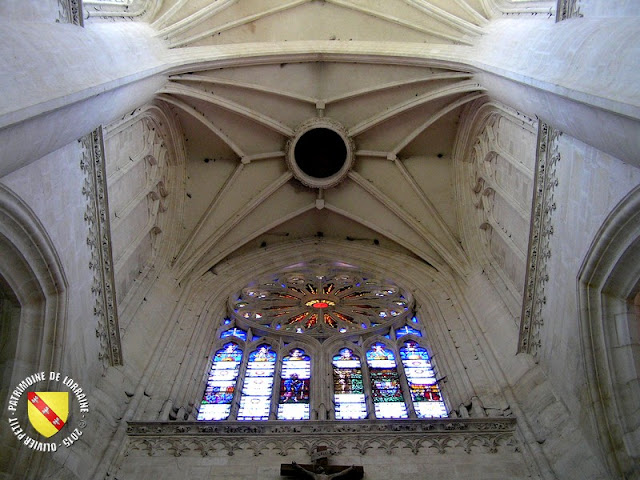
[294,128,347,178]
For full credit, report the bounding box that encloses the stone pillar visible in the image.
[471,17,640,167]
[0,21,168,177]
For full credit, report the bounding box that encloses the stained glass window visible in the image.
[277,349,311,420]
[231,263,410,337]
[332,348,367,419]
[395,325,422,338]
[220,327,248,340]
[196,261,448,423]
[197,342,242,420]
[400,341,447,418]
[238,344,277,420]
[366,343,408,419]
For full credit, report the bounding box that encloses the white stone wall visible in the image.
[460,267,612,479]
[0,140,104,479]
[118,447,531,480]
[0,140,100,386]
[539,133,640,467]
[453,103,619,478]
[0,21,168,177]
[0,0,60,23]
[578,0,640,17]
[107,240,534,480]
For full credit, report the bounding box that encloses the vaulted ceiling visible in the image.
[110,0,522,282]
[151,0,489,47]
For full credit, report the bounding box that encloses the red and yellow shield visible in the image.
[27,392,69,438]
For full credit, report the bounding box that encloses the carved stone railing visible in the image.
[81,127,123,367]
[519,122,561,358]
[126,418,517,457]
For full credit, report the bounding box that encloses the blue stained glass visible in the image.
[400,341,447,418]
[411,316,419,323]
[238,345,277,421]
[224,318,232,325]
[277,349,311,420]
[212,342,243,363]
[198,343,242,421]
[366,343,408,419]
[332,349,367,420]
[249,344,277,363]
[395,325,422,338]
[220,327,248,340]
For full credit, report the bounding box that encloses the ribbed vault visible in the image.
[163,60,483,281]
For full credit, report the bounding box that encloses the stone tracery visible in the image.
[195,259,447,423]
[231,261,412,337]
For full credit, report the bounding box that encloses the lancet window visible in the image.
[196,261,447,421]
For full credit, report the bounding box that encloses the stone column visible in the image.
[471,17,640,167]
[0,21,168,177]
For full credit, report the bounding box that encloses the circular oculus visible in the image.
[286,118,354,189]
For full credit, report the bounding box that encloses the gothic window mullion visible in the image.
[359,349,376,420]
[268,343,285,420]
[312,345,328,420]
[229,342,251,420]
[394,341,418,419]
[196,260,449,423]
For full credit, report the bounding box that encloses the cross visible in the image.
[280,446,363,480]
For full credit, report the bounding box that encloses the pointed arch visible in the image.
[578,185,640,478]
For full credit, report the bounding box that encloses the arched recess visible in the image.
[104,101,186,326]
[453,98,536,317]
[0,184,67,477]
[578,184,640,479]
[152,239,509,425]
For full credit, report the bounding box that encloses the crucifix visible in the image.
[280,445,364,479]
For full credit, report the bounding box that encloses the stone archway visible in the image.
[578,185,640,479]
[0,184,68,478]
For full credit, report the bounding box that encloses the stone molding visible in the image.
[230,259,414,338]
[555,0,581,22]
[577,185,640,477]
[285,117,355,190]
[58,0,84,26]
[80,127,123,366]
[519,122,560,357]
[126,418,517,456]
[83,0,158,21]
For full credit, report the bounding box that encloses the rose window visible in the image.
[197,261,448,421]
[229,262,413,337]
